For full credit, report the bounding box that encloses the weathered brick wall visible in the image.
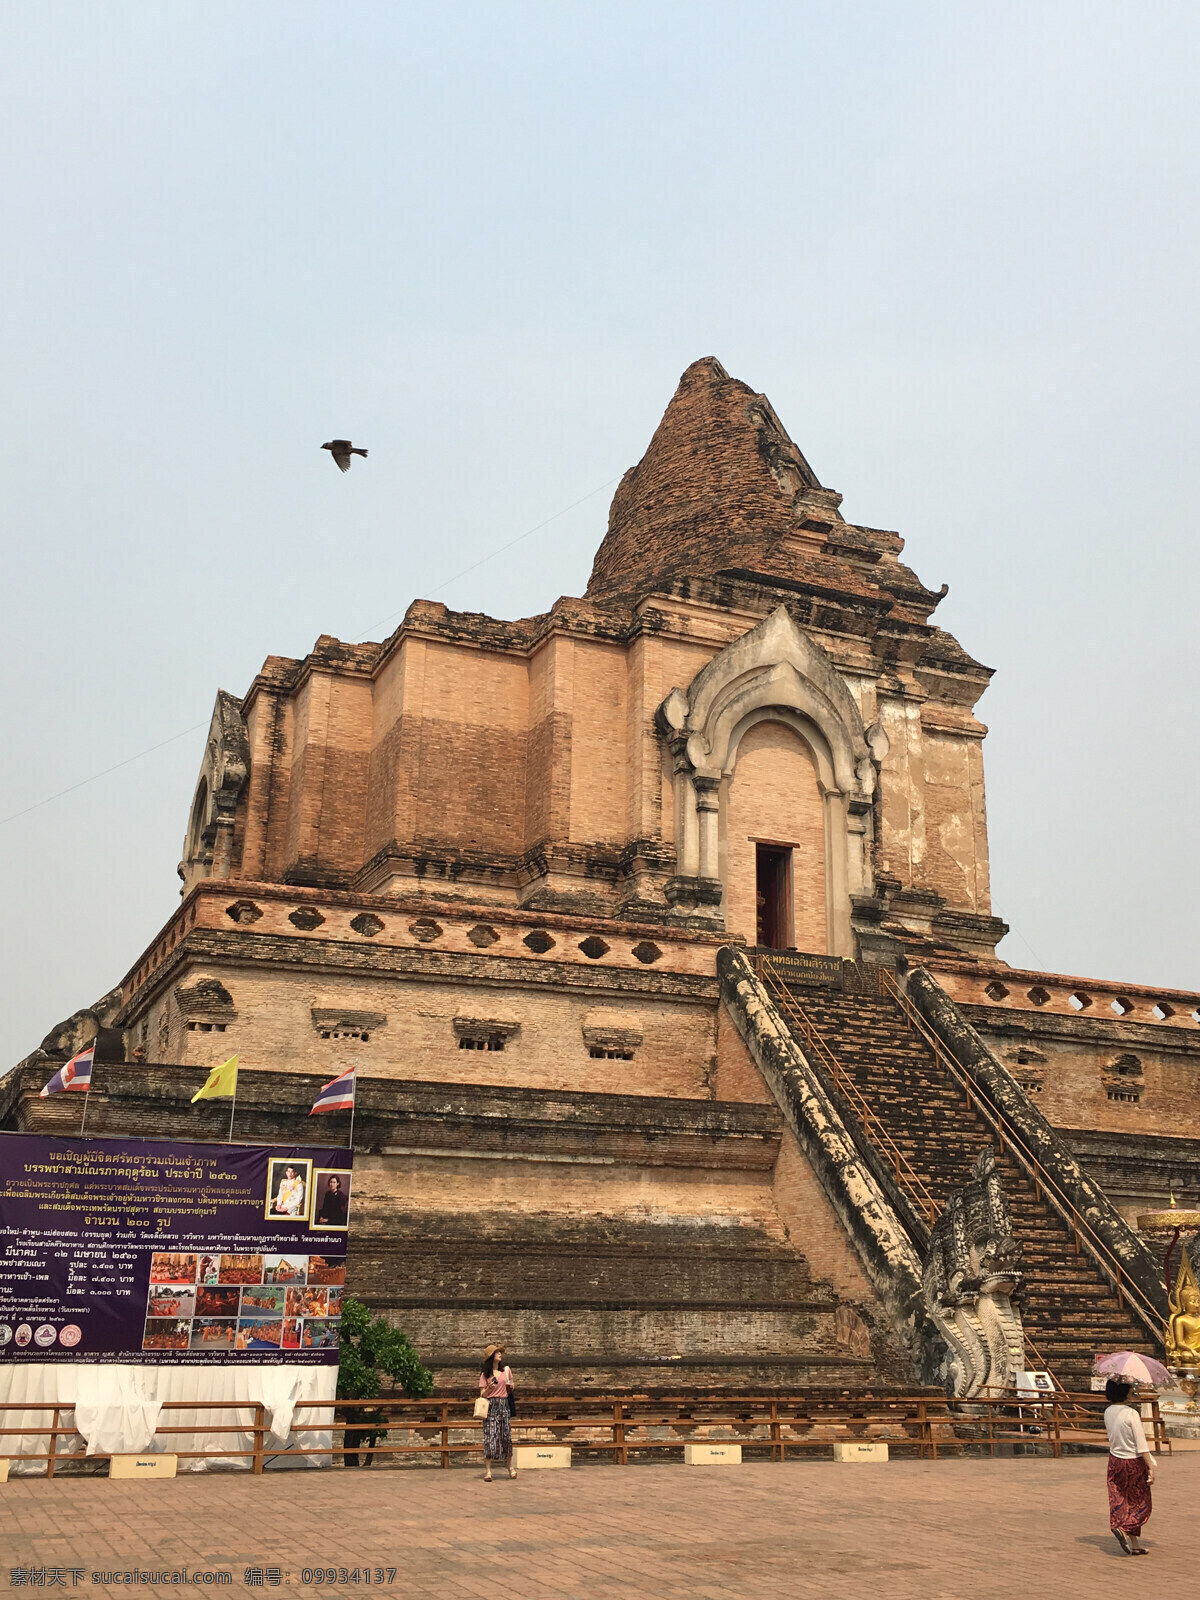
[713,1001,771,1104]
[980,1027,1200,1139]
[919,724,990,913]
[930,962,1200,1143]
[568,638,628,846]
[0,1065,891,1392]
[366,637,421,859]
[713,996,884,1308]
[413,640,530,855]
[186,967,716,1098]
[237,683,288,883]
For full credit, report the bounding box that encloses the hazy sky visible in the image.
[3,2,1198,1068]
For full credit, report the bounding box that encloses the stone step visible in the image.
[773,986,1154,1374]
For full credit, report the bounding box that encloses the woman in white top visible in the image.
[1103,1377,1155,1555]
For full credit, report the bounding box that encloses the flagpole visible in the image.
[228,1089,237,1143]
[349,1058,356,1152]
[79,1088,91,1138]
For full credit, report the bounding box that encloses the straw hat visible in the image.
[483,1343,504,1360]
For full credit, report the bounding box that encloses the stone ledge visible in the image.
[1060,1127,1200,1206]
[311,1008,387,1032]
[962,1004,1200,1056]
[1060,1126,1200,1163]
[116,929,720,1027]
[122,879,730,1005]
[365,1298,842,1312]
[423,1352,875,1369]
[1,1063,783,1172]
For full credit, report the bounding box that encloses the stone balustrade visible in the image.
[120,880,725,1007]
[928,962,1200,1031]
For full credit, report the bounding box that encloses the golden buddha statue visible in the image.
[1166,1254,1200,1369]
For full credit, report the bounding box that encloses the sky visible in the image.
[2,1,1197,1068]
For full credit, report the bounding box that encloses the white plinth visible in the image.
[109,1453,178,1479]
[833,1441,888,1462]
[514,1445,571,1470]
[683,1442,742,1465]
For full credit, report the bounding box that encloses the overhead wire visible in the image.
[0,722,209,828]
[351,473,619,642]
[0,473,620,830]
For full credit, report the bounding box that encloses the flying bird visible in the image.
[322,439,368,472]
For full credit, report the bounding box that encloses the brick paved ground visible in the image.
[6,1454,1197,1599]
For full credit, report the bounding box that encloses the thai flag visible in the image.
[310,1065,356,1114]
[40,1044,95,1098]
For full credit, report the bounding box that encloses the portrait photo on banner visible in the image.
[312,1168,351,1231]
[264,1156,313,1223]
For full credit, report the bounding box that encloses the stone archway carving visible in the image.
[178,691,250,896]
[656,606,878,955]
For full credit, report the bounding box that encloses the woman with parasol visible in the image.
[1095,1352,1167,1555]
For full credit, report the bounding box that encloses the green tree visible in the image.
[338,1296,433,1400]
[336,1297,433,1465]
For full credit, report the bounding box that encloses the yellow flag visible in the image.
[191,1054,239,1103]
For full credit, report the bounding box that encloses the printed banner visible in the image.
[0,1134,352,1364]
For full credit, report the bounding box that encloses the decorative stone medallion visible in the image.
[578,936,610,960]
[467,924,499,947]
[350,912,385,938]
[523,929,555,954]
[224,900,263,926]
[288,907,326,931]
[408,917,443,943]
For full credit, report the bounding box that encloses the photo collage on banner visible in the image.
[145,1250,345,1354]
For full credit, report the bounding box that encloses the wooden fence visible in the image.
[0,1389,1169,1474]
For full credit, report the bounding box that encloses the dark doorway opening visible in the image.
[755,845,792,950]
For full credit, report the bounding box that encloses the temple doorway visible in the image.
[723,720,828,953]
[755,844,792,949]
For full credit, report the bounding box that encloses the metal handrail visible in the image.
[757,956,1066,1384]
[877,967,1162,1341]
[755,959,942,1228]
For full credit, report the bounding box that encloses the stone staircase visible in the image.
[353,1211,873,1393]
[770,978,1158,1389]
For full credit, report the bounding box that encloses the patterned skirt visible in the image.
[1108,1455,1152,1534]
[483,1397,512,1461]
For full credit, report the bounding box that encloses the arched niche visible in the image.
[721,717,829,952]
[178,691,250,897]
[656,606,878,956]
[181,776,214,891]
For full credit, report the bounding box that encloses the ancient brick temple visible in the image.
[10,358,1200,1394]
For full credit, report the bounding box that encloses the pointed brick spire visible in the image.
[586,357,827,600]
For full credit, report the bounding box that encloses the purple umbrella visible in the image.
[1094,1351,1172,1387]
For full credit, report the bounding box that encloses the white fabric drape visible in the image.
[0,1364,336,1473]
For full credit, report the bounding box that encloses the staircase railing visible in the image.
[877,966,1163,1344]
[755,959,942,1229]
